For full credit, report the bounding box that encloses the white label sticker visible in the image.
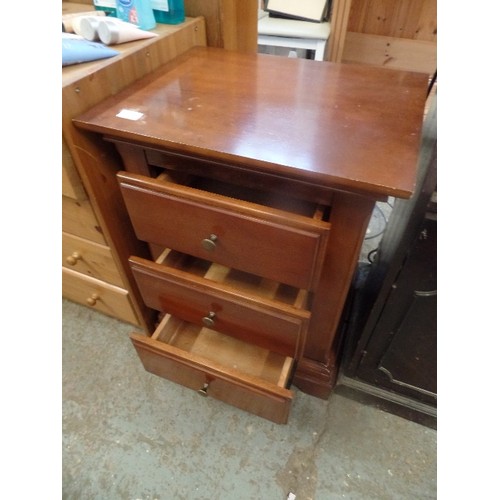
[116,109,144,121]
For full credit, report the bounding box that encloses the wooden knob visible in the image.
[66,251,82,266]
[86,293,99,306]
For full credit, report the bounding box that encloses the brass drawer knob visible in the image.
[86,293,99,306]
[202,311,216,328]
[198,382,209,397]
[201,234,218,251]
[66,251,82,266]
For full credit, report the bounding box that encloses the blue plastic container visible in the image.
[93,0,117,16]
[117,0,156,30]
[151,0,185,25]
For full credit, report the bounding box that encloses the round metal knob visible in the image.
[198,382,209,397]
[66,252,82,266]
[86,293,99,306]
[202,311,216,328]
[201,234,218,251]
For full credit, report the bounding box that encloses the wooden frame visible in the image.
[342,31,436,73]
[327,0,436,74]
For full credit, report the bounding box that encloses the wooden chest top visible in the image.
[74,46,429,199]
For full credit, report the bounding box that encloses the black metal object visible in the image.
[336,92,437,428]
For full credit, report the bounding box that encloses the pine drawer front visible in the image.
[130,314,295,424]
[63,232,125,287]
[62,267,138,325]
[129,254,310,358]
[62,195,106,245]
[117,172,330,291]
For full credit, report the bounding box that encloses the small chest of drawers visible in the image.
[115,157,330,423]
[74,46,428,423]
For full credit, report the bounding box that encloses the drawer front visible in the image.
[130,325,293,424]
[63,232,125,286]
[129,256,309,358]
[62,267,138,325]
[118,172,329,290]
[62,195,107,245]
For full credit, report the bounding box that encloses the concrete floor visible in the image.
[62,297,436,499]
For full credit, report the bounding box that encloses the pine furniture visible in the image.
[62,3,207,324]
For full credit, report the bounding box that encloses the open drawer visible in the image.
[129,249,310,358]
[130,313,295,424]
[117,170,330,291]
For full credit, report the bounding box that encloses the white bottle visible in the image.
[73,16,103,41]
[98,19,158,45]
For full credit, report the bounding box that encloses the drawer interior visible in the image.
[156,171,330,222]
[152,313,294,388]
[155,247,311,312]
[144,146,335,206]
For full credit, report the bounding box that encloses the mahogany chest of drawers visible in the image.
[74,46,428,423]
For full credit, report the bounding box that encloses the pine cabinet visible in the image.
[62,3,207,326]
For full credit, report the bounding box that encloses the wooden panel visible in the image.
[63,0,93,6]
[220,0,257,52]
[129,255,309,357]
[184,0,257,52]
[62,195,107,244]
[184,0,222,47]
[413,0,437,41]
[326,0,353,62]
[63,231,125,286]
[118,171,330,290]
[294,191,375,398]
[342,32,436,74]
[62,136,87,201]
[63,267,139,325]
[347,0,436,42]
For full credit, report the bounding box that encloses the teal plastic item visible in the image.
[93,0,117,16]
[151,0,185,25]
[117,0,156,30]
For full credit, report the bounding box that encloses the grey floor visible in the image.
[62,295,436,499]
